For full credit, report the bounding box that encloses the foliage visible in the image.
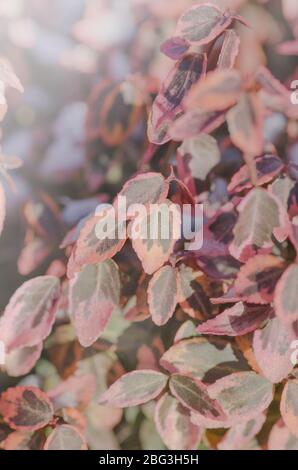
[0,0,298,451]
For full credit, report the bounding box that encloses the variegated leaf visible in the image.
[98,370,168,407]
[280,379,298,438]
[0,387,53,431]
[155,393,203,450]
[197,302,271,337]
[44,425,87,450]
[0,276,60,352]
[148,265,178,326]
[235,255,286,304]
[69,260,120,347]
[253,316,295,383]
[274,264,298,324]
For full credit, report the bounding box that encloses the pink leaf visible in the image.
[227,92,264,156]
[255,65,298,118]
[0,386,53,431]
[218,414,266,450]
[208,371,274,422]
[0,59,24,93]
[160,37,190,60]
[2,431,41,450]
[253,316,295,383]
[117,172,169,207]
[148,265,178,326]
[129,200,181,275]
[44,425,87,450]
[175,3,233,46]
[228,155,284,195]
[148,53,207,144]
[197,302,271,336]
[71,209,126,272]
[69,260,120,347]
[169,374,227,420]
[280,379,298,439]
[177,265,212,320]
[5,343,43,378]
[274,263,298,324]
[98,370,168,407]
[178,134,220,180]
[155,392,203,450]
[185,69,242,112]
[160,337,246,382]
[0,276,60,352]
[234,254,286,304]
[277,40,298,55]
[217,29,240,69]
[230,188,289,261]
[268,419,298,450]
[170,108,226,141]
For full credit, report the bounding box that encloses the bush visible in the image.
[0,0,298,451]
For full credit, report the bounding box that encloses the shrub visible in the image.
[0,0,298,451]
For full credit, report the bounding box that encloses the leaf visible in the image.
[175,3,232,46]
[253,316,295,383]
[270,176,295,210]
[268,419,298,450]
[5,344,43,378]
[98,370,168,407]
[160,337,248,383]
[255,66,296,117]
[17,237,52,276]
[274,264,298,325]
[217,29,240,69]
[148,265,178,326]
[197,302,271,337]
[234,255,286,304]
[218,414,266,450]
[154,393,203,450]
[280,379,298,438]
[174,320,199,343]
[129,200,181,275]
[0,182,5,237]
[177,265,212,320]
[185,69,242,112]
[0,276,60,352]
[71,208,126,272]
[160,37,190,60]
[227,92,264,156]
[178,134,220,180]
[148,53,207,144]
[0,387,53,431]
[117,172,169,207]
[2,431,42,450]
[169,374,226,420]
[170,108,226,141]
[47,374,96,411]
[230,188,289,261]
[44,425,87,450]
[277,40,298,55]
[0,59,24,93]
[69,260,120,347]
[228,155,284,195]
[86,80,144,146]
[208,371,274,421]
